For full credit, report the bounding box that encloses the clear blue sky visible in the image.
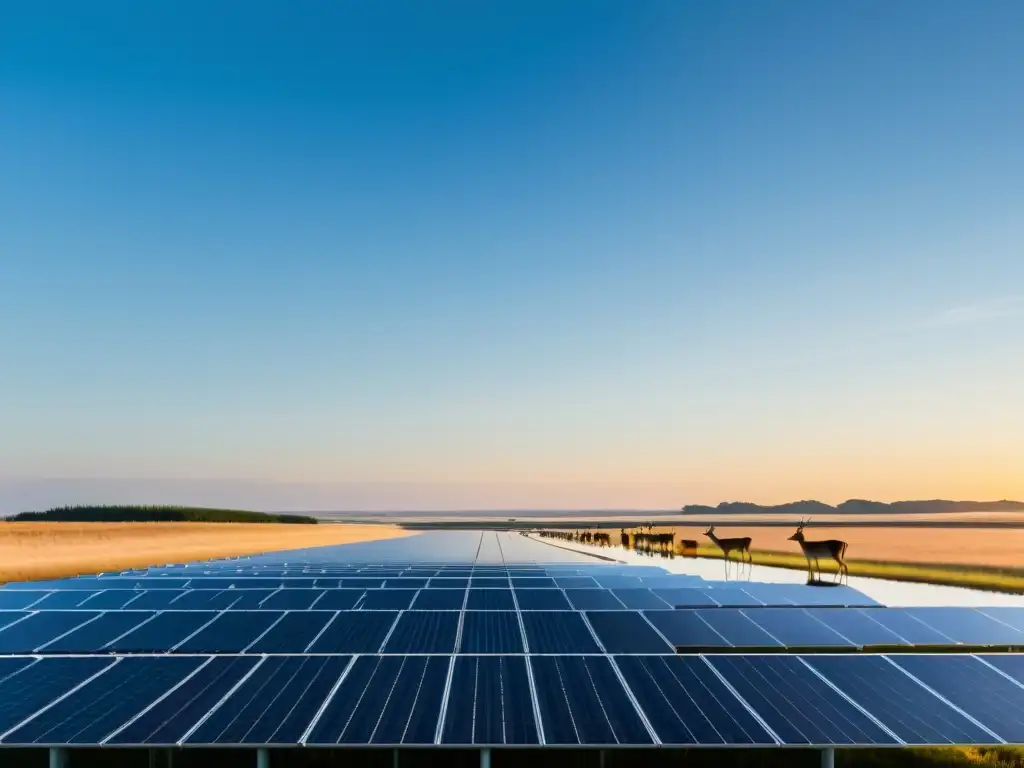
[2,1,1022,511]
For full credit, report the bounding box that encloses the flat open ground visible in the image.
[0,522,412,583]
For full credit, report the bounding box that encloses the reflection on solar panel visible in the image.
[0,612,98,653]
[382,611,459,653]
[306,611,398,653]
[521,612,601,654]
[106,611,216,653]
[584,611,673,653]
[0,657,115,735]
[460,611,524,654]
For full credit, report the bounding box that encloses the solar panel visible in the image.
[706,655,899,745]
[459,611,525,654]
[305,655,448,744]
[860,609,955,645]
[466,589,515,611]
[531,655,653,745]
[644,610,731,650]
[306,611,398,653]
[0,612,29,632]
[614,655,776,745]
[106,612,217,653]
[652,588,719,608]
[521,612,601,654]
[511,577,557,589]
[740,608,855,649]
[703,588,766,607]
[564,589,625,611]
[171,611,281,653]
[0,611,99,654]
[695,610,784,649]
[123,591,187,611]
[888,655,1024,742]
[0,592,50,610]
[107,655,261,745]
[803,655,1000,745]
[246,611,336,653]
[412,589,465,610]
[0,657,115,736]
[902,607,1024,646]
[611,589,670,609]
[38,611,155,654]
[24,592,94,610]
[382,611,459,653]
[442,656,539,744]
[185,655,349,745]
[802,608,909,648]
[584,611,673,653]
[258,589,325,611]
[515,589,572,610]
[361,590,418,610]
[554,577,599,589]
[311,589,365,610]
[427,578,470,589]
[2,656,204,745]
[223,590,277,610]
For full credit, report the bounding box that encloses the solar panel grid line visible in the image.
[375,610,404,653]
[880,656,1005,744]
[167,610,227,652]
[85,611,160,652]
[637,610,677,651]
[31,612,103,653]
[302,611,341,653]
[240,611,289,653]
[854,609,913,645]
[606,656,662,745]
[795,657,905,744]
[433,655,459,745]
[99,655,216,745]
[801,609,859,647]
[578,612,607,653]
[696,656,782,745]
[174,656,270,745]
[256,587,282,608]
[0,657,121,742]
[972,654,1024,694]
[0,612,34,635]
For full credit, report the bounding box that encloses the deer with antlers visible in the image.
[703,525,752,579]
[789,519,849,583]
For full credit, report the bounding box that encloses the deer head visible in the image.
[703,525,716,537]
[788,518,809,541]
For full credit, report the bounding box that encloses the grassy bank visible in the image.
[692,544,1024,593]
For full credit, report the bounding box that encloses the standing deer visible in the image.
[788,519,848,583]
[703,525,752,579]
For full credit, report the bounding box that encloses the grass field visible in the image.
[0,522,411,583]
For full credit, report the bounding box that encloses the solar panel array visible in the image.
[2,532,1024,749]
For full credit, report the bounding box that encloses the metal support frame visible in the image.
[49,748,69,768]
[257,747,270,768]
[481,747,492,768]
[821,746,835,768]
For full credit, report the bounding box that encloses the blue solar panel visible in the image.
[121,591,185,611]
[644,610,730,649]
[615,655,776,745]
[312,589,365,610]
[38,612,155,654]
[521,612,601,654]
[697,610,784,648]
[173,611,282,653]
[0,657,35,686]
[741,608,855,649]
[470,577,509,588]
[611,589,670,609]
[903,608,1024,646]
[382,611,459,653]
[108,656,261,745]
[0,612,28,632]
[516,589,572,610]
[223,590,278,610]
[554,577,599,589]
[585,611,673,653]
[707,655,899,745]
[442,656,539,744]
[862,609,955,645]
[246,611,336,653]
[593,575,645,589]
[338,578,385,589]
[804,655,999,745]
[427,578,470,589]
[305,655,447,744]
[75,590,146,610]
[511,577,557,589]
[802,608,909,648]
[0,658,115,736]
[531,655,652,745]
[704,588,765,607]
[459,611,524,654]
[24,591,94,610]
[2,656,205,745]
[361,589,418,610]
[652,588,719,608]
[159,590,237,611]
[257,589,324,610]
[412,589,465,610]
[564,589,625,610]
[106,611,216,653]
[888,655,1024,742]
[0,592,50,610]
[0,611,98,653]
[187,656,350,745]
[384,578,428,589]
[466,589,515,611]
[306,611,398,653]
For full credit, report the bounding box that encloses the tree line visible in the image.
[7,505,318,524]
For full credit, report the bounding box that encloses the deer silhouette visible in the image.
[789,519,848,584]
[703,525,752,579]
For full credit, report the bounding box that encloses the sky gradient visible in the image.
[2,1,1022,512]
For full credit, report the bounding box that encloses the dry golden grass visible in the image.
[0,522,412,583]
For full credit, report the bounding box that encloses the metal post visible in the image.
[599,749,607,768]
[821,747,835,768]
[148,749,157,768]
[257,747,270,768]
[393,748,400,768]
[49,748,70,768]
[166,749,174,768]
[481,747,491,768]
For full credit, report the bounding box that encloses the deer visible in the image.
[703,525,752,579]
[788,519,848,584]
